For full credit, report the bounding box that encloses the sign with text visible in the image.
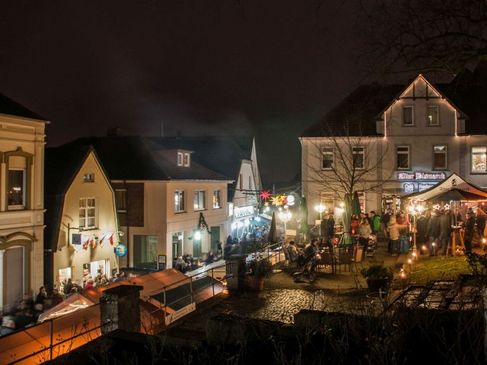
[234,205,255,219]
[397,171,446,181]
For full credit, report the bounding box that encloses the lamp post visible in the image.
[278,207,292,237]
[314,203,326,237]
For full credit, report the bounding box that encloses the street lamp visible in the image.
[408,202,424,257]
[278,208,292,237]
[314,203,326,237]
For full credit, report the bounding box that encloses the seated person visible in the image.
[287,241,299,264]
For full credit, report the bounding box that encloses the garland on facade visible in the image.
[198,212,211,234]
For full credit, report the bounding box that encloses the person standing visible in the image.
[358,217,372,253]
[439,208,453,256]
[381,209,391,240]
[427,210,441,256]
[464,209,476,254]
[370,211,381,236]
[388,216,408,255]
[476,207,486,238]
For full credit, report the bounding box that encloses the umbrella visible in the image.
[299,197,308,242]
[340,193,353,246]
[352,191,361,216]
[268,211,278,244]
[427,188,487,203]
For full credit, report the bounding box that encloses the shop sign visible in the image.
[114,243,127,257]
[397,171,446,181]
[402,182,416,194]
[234,205,255,219]
[418,182,437,191]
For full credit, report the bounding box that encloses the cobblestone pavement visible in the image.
[173,241,403,332]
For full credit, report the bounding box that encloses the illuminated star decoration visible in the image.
[260,190,271,200]
[271,194,287,206]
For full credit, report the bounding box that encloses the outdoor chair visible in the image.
[318,252,335,274]
[337,248,353,272]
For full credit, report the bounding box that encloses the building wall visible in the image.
[0,114,45,310]
[54,152,119,287]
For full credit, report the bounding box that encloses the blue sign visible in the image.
[114,243,127,257]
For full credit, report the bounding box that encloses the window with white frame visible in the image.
[83,173,95,182]
[177,152,183,166]
[174,190,185,212]
[403,106,414,126]
[193,190,205,210]
[433,145,447,169]
[396,146,410,170]
[472,147,487,173]
[79,198,96,229]
[213,190,221,209]
[427,106,440,126]
[352,147,364,169]
[322,147,334,169]
[183,153,190,167]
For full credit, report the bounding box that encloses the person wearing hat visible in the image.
[464,209,476,254]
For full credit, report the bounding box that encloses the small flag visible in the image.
[109,233,115,246]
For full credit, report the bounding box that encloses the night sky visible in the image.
[0,0,364,186]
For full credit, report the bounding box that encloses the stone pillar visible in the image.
[100,285,143,335]
[225,255,246,290]
[0,250,4,310]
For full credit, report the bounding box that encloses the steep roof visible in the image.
[44,144,95,251]
[302,63,487,137]
[0,93,45,120]
[63,136,233,182]
[301,84,404,137]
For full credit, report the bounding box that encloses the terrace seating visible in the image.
[318,251,336,274]
[336,248,354,272]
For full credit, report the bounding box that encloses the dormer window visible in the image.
[177,151,191,167]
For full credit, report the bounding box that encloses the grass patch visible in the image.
[408,256,471,285]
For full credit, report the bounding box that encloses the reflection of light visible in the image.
[231,222,238,230]
[194,231,202,240]
[421,245,427,251]
[483,238,487,244]
[244,219,250,226]
[255,216,261,222]
[264,207,270,212]
[314,204,326,213]
[340,202,345,208]
[178,235,183,240]
[237,221,244,228]
[407,258,412,264]
[278,210,292,222]
[287,195,295,206]
[335,207,344,215]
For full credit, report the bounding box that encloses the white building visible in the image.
[60,136,235,270]
[0,93,47,311]
[301,65,487,223]
[44,146,120,289]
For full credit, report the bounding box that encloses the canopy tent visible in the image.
[38,293,95,322]
[427,188,487,203]
[403,173,487,202]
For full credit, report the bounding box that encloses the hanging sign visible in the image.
[114,243,127,257]
[234,205,255,219]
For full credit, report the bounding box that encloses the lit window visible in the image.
[115,189,127,212]
[183,153,190,167]
[8,169,26,208]
[213,190,221,209]
[177,152,183,166]
[352,147,365,169]
[175,190,185,212]
[433,145,447,169]
[83,173,95,182]
[193,190,205,210]
[322,147,334,170]
[472,147,487,173]
[396,146,410,170]
[403,106,414,126]
[79,198,96,229]
[427,106,440,126]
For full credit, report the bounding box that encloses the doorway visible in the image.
[210,226,220,252]
[172,232,183,260]
[4,247,24,310]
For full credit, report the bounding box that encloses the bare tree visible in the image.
[304,122,391,244]
[358,0,487,76]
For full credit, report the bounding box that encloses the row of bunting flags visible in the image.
[73,233,116,251]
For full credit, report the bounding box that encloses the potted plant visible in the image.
[360,264,393,292]
[246,258,273,290]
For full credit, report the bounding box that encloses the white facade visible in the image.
[0,113,46,311]
[53,151,119,288]
[301,75,487,223]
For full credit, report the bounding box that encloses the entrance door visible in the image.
[210,226,220,252]
[193,233,202,258]
[133,235,158,270]
[172,233,183,260]
[4,247,24,310]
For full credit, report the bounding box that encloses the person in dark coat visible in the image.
[416,211,429,249]
[476,208,486,238]
[427,210,441,256]
[439,209,453,256]
[464,210,476,253]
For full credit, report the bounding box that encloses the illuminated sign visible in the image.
[114,243,127,257]
[397,171,446,181]
[234,205,255,219]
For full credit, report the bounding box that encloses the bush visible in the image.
[360,264,393,281]
[247,259,273,278]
